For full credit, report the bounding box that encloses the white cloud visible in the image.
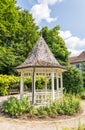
[30,0,63,24]
[59,30,85,56]
[38,0,63,5]
[31,3,57,24]
[59,30,72,39]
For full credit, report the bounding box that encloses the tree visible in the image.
[41,26,70,66]
[0,46,15,75]
[13,10,39,58]
[0,0,19,47]
[0,0,39,74]
[63,66,84,94]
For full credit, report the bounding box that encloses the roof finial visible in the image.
[41,33,42,38]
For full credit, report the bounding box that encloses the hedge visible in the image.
[0,75,19,95]
[0,75,49,96]
[63,66,84,94]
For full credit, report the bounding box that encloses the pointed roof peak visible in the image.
[38,35,45,43]
[38,34,44,41]
[16,36,64,69]
[69,51,85,63]
[78,51,85,57]
[40,33,43,38]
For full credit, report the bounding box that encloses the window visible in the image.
[76,64,80,68]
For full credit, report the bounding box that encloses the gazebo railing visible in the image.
[24,88,63,105]
[35,91,52,105]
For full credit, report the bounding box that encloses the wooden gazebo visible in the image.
[16,36,65,105]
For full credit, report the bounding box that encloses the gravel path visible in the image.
[0,96,85,130]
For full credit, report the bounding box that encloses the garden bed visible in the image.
[0,99,85,130]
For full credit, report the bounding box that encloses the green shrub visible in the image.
[24,76,32,91]
[8,76,20,90]
[37,106,48,117]
[2,96,30,116]
[2,94,81,118]
[0,75,20,96]
[36,76,49,89]
[80,91,85,100]
[25,76,49,90]
[63,67,84,94]
[37,94,81,117]
[82,73,85,88]
[56,94,81,115]
[29,106,37,117]
[0,74,49,96]
[0,75,9,95]
[44,104,57,117]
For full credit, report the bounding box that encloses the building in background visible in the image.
[69,51,85,73]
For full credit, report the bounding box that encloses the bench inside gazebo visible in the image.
[16,36,65,105]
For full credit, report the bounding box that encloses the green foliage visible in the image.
[44,103,58,117]
[56,94,81,115]
[36,76,49,89]
[63,66,84,94]
[37,102,58,118]
[41,26,70,66]
[0,47,15,75]
[2,96,30,116]
[2,94,81,117]
[80,91,85,100]
[24,76,49,90]
[37,106,48,117]
[24,76,32,91]
[0,75,9,95]
[0,0,70,75]
[77,123,85,130]
[37,94,81,117]
[82,73,85,88]
[62,123,85,130]
[0,74,19,96]
[0,0,39,74]
[0,75,49,96]
[29,106,37,117]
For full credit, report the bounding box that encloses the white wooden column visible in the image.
[51,72,55,102]
[60,74,63,89]
[45,82,47,92]
[56,76,59,91]
[32,68,36,105]
[20,72,24,99]
[45,80,47,102]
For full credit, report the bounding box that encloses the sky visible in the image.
[17,0,85,57]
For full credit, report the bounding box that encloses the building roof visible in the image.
[69,51,85,64]
[16,36,64,69]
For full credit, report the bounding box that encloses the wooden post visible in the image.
[56,76,59,91]
[60,74,63,97]
[45,82,47,92]
[45,81,47,102]
[32,68,36,105]
[20,72,24,99]
[60,74,63,90]
[51,72,55,102]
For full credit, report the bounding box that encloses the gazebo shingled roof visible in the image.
[16,36,65,104]
[16,36,64,70]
